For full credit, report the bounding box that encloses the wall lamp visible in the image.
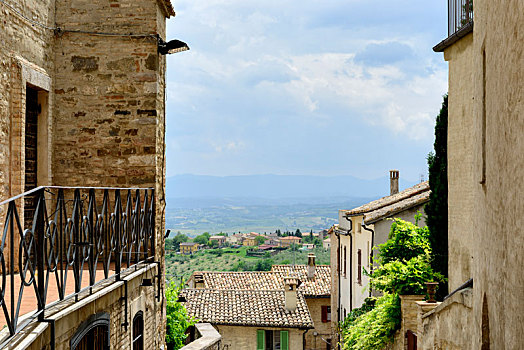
[158,38,190,55]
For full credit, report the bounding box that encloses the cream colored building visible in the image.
[414,0,524,348]
[331,172,430,343]
[279,236,302,247]
[0,0,178,347]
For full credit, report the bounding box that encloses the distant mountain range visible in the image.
[166,174,417,201]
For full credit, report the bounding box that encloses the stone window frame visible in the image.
[132,310,144,350]
[70,312,110,349]
[9,55,52,198]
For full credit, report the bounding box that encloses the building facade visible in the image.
[416,0,524,348]
[331,172,430,344]
[184,258,332,350]
[0,0,175,347]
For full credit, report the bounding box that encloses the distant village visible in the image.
[172,229,332,255]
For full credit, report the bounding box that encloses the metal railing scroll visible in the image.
[0,186,155,340]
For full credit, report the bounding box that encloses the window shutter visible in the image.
[321,306,328,323]
[257,330,265,350]
[280,330,289,350]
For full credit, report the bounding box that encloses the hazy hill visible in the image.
[166,174,416,200]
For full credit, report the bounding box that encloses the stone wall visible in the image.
[215,325,305,350]
[416,288,473,350]
[0,0,172,347]
[181,323,222,350]
[444,33,476,292]
[1,264,162,349]
[440,0,524,347]
[305,297,332,350]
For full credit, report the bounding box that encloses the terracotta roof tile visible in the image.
[271,265,331,297]
[188,267,331,297]
[181,289,313,328]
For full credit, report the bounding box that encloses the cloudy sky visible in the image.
[165,0,448,182]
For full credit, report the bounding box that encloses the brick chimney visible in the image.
[284,277,298,312]
[307,253,316,279]
[390,170,399,195]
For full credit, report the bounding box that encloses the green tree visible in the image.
[165,282,196,348]
[172,233,188,251]
[193,232,210,245]
[295,229,302,238]
[255,235,266,245]
[425,94,449,298]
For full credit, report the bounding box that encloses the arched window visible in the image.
[133,311,144,350]
[71,312,110,350]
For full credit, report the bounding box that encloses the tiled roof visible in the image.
[271,265,331,297]
[280,236,301,240]
[186,266,331,297]
[342,181,430,218]
[195,271,282,290]
[180,242,198,246]
[181,289,314,329]
[363,190,430,224]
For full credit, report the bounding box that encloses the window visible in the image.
[357,249,362,285]
[71,312,110,350]
[257,330,289,350]
[343,246,347,277]
[133,311,144,350]
[321,306,331,323]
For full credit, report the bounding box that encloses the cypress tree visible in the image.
[425,94,448,299]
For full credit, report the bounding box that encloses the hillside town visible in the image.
[0,0,522,349]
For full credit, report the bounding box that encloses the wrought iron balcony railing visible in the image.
[0,186,155,343]
[449,0,473,36]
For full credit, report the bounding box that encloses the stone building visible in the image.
[184,259,332,349]
[330,171,430,345]
[0,0,180,348]
[413,0,524,348]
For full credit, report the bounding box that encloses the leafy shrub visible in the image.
[377,219,431,265]
[342,293,401,350]
[341,217,445,349]
[165,282,196,348]
[368,255,444,295]
[340,297,376,328]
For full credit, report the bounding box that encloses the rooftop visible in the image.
[181,289,313,329]
[272,265,331,297]
[342,181,430,223]
[186,265,331,298]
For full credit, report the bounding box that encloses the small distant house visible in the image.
[323,237,331,250]
[226,235,240,245]
[279,236,302,247]
[180,242,199,255]
[303,243,315,250]
[243,237,257,246]
[209,235,226,246]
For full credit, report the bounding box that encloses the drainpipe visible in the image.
[334,228,341,349]
[342,214,353,312]
[303,329,310,350]
[349,230,353,311]
[362,221,374,298]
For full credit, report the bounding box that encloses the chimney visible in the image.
[390,170,399,195]
[307,253,316,279]
[284,277,298,312]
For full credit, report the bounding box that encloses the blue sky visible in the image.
[165,0,448,182]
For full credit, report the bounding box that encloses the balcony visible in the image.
[448,0,473,36]
[0,186,156,346]
[434,0,474,52]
